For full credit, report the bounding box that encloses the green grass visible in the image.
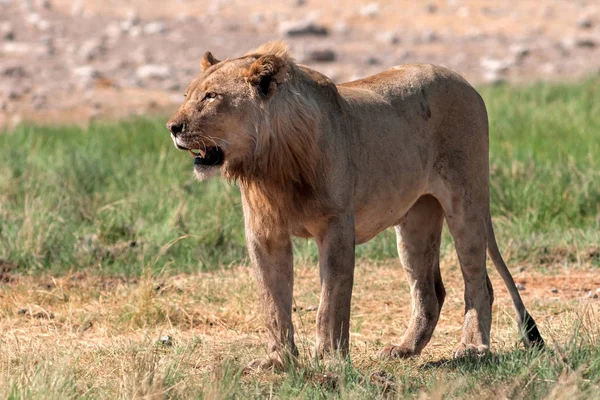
[0,79,599,276]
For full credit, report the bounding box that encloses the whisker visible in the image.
[206,135,231,147]
[205,136,219,148]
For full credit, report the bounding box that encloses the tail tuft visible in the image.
[521,312,545,349]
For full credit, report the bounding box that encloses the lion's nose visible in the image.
[167,121,184,136]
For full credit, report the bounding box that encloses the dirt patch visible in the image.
[2,0,600,128]
[1,259,598,362]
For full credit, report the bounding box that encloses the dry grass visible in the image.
[2,255,599,398]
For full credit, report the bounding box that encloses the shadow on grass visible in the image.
[419,346,547,372]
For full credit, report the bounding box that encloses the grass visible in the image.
[1,79,599,275]
[0,78,599,398]
[1,262,600,398]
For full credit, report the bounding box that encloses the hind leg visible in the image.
[444,197,494,358]
[378,195,445,359]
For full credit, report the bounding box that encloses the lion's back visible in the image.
[339,64,481,109]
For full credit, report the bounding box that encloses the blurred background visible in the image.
[1,0,599,128]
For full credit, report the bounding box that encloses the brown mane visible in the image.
[223,42,339,235]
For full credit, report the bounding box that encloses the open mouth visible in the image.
[188,147,225,166]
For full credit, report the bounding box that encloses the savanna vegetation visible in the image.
[0,79,599,398]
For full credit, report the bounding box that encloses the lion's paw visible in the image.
[377,345,419,360]
[451,343,489,359]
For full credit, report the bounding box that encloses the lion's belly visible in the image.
[351,125,430,245]
[353,180,425,244]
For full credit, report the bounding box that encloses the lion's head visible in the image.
[167,41,323,184]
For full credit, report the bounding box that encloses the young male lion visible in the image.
[167,41,543,369]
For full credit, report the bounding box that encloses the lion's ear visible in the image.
[245,54,287,98]
[201,51,220,71]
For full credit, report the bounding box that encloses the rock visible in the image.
[40,36,55,56]
[25,13,41,26]
[1,64,27,78]
[7,88,24,100]
[307,48,336,62]
[120,11,141,34]
[577,16,593,29]
[78,39,106,61]
[586,291,598,299]
[224,23,240,32]
[144,22,167,35]
[359,2,380,18]
[37,0,51,9]
[126,76,144,88]
[24,13,50,31]
[136,64,172,80]
[104,23,122,40]
[510,44,530,60]
[421,29,438,43]
[555,40,570,56]
[159,335,173,346]
[480,57,510,74]
[516,283,526,291]
[365,56,381,65]
[126,10,140,26]
[1,22,15,41]
[31,92,47,110]
[376,30,399,45]
[72,66,100,87]
[333,21,350,35]
[575,38,596,48]
[37,19,51,31]
[278,20,328,36]
[426,3,438,14]
[250,13,265,24]
[551,288,558,293]
[306,305,318,311]
[466,29,487,41]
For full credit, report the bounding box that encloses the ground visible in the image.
[2,257,600,398]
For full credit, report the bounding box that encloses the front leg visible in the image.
[246,227,297,370]
[315,213,356,358]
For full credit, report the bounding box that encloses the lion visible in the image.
[166,41,544,369]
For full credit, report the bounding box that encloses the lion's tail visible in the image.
[486,217,545,349]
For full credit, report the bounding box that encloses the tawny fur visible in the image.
[167,41,544,369]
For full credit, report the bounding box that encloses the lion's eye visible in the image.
[205,92,217,100]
